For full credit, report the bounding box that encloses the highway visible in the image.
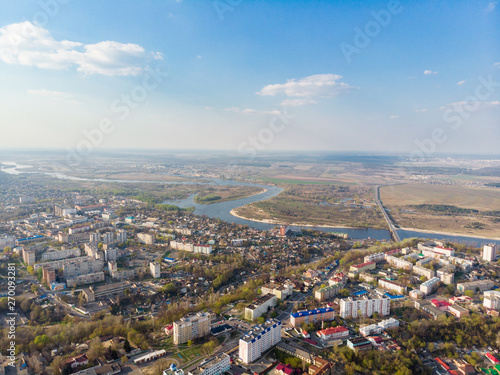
[375,186,401,242]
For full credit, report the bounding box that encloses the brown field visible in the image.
[380,183,500,211]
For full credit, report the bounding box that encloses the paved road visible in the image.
[376,185,401,242]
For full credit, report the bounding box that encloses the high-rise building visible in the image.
[137,233,155,245]
[173,313,211,345]
[239,319,281,364]
[150,262,160,278]
[104,247,118,262]
[116,230,127,244]
[483,244,498,262]
[484,290,500,310]
[101,232,114,244]
[188,354,230,375]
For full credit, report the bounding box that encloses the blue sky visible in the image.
[0,0,498,156]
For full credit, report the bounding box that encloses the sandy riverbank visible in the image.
[399,227,500,241]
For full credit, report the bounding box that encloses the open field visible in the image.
[233,184,387,229]
[380,183,500,211]
[381,183,500,237]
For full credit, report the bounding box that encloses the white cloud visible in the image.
[224,107,281,115]
[389,115,399,119]
[27,89,71,98]
[440,100,500,111]
[457,80,466,85]
[415,108,428,113]
[0,21,162,76]
[257,74,354,98]
[279,98,317,106]
[487,1,498,11]
[495,62,500,68]
[424,70,438,75]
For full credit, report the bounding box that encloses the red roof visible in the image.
[318,326,348,336]
[276,364,294,375]
[352,261,375,269]
[486,353,499,363]
[434,358,450,371]
[431,299,451,308]
[304,338,318,345]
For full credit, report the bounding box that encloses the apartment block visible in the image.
[239,319,281,364]
[22,249,36,265]
[349,261,376,274]
[137,233,155,245]
[412,265,435,279]
[420,277,440,295]
[41,247,80,262]
[101,232,114,244]
[457,280,494,293]
[245,294,277,320]
[116,230,127,244]
[386,255,413,271]
[483,244,498,262]
[339,297,390,319]
[173,313,211,345]
[66,271,105,287]
[378,279,407,294]
[150,262,161,278]
[314,284,340,302]
[437,270,454,284]
[360,318,399,336]
[261,283,293,300]
[0,236,16,249]
[63,258,104,278]
[363,252,385,264]
[83,281,129,302]
[188,354,230,375]
[290,307,335,327]
[104,247,118,262]
[484,290,500,310]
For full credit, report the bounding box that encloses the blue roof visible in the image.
[291,307,334,318]
[17,235,43,242]
[384,293,404,299]
[353,290,368,296]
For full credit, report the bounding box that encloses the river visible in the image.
[2,161,499,245]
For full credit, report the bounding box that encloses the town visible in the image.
[1,171,500,375]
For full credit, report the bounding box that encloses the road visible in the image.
[375,185,401,242]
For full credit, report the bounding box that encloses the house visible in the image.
[276,363,296,375]
[63,354,89,369]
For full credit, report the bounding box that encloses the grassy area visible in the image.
[233,184,386,228]
[259,176,353,185]
[194,186,263,204]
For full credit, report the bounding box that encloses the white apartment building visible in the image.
[457,280,494,293]
[188,354,230,375]
[262,283,293,300]
[137,233,155,245]
[363,252,385,263]
[378,279,407,294]
[66,271,105,287]
[437,270,454,284]
[173,313,211,345]
[102,232,114,244]
[150,262,161,278]
[239,319,281,364]
[412,265,435,279]
[116,230,127,244]
[360,318,399,336]
[484,290,500,310]
[104,247,118,262]
[339,297,390,319]
[420,277,440,295]
[0,236,16,249]
[386,255,413,271]
[483,244,498,262]
[245,294,277,320]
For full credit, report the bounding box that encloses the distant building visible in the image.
[347,337,372,351]
[437,270,454,284]
[386,256,412,271]
[116,230,127,244]
[360,318,399,336]
[82,281,129,302]
[66,271,105,287]
[41,248,80,262]
[239,319,281,363]
[349,262,376,274]
[104,247,118,262]
[101,232,114,244]
[245,294,277,320]
[483,244,498,262]
[22,248,36,265]
[43,267,56,284]
[412,265,435,279]
[363,252,386,264]
[0,236,16,249]
[173,313,211,345]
